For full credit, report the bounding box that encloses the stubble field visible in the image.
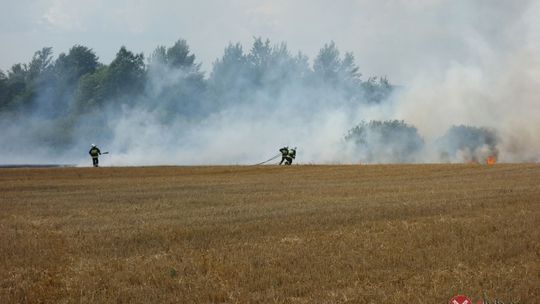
[0,164,539,303]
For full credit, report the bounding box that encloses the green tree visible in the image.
[148,39,199,70]
[0,70,8,109]
[210,43,248,82]
[3,64,28,110]
[74,65,109,112]
[248,38,272,68]
[313,41,342,85]
[258,41,310,93]
[247,37,272,87]
[1,48,55,111]
[345,120,424,163]
[209,38,312,109]
[312,42,366,104]
[208,42,250,108]
[146,39,206,121]
[29,47,60,115]
[104,46,145,101]
[340,52,361,84]
[290,52,311,82]
[362,77,392,103]
[166,39,197,69]
[49,45,100,115]
[148,46,167,65]
[27,47,54,81]
[55,45,99,83]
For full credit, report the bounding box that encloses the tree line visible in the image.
[0,38,392,118]
[0,38,498,163]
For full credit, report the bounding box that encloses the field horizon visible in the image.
[1,164,539,303]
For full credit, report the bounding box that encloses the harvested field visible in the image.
[0,164,539,303]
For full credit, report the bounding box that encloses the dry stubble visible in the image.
[0,164,539,303]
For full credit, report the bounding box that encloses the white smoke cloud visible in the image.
[391,0,540,162]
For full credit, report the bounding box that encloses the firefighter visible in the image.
[284,147,296,165]
[89,144,101,167]
[279,146,289,165]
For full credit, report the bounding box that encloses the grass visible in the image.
[0,164,539,303]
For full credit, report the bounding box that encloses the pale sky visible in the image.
[1,0,537,83]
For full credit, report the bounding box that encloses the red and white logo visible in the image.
[449,295,473,304]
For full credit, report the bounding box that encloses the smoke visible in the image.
[387,0,540,163]
[434,125,499,163]
[100,85,362,165]
[1,1,539,166]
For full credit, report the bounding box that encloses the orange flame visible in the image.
[486,156,496,165]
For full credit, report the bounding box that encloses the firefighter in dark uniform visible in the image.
[89,144,101,167]
[279,146,289,165]
[284,147,296,165]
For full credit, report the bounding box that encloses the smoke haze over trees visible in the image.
[345,120,424,163]
[436,125,499,163]
[0,37,535,165]
[0,38,393,165]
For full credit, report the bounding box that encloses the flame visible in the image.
[486,155,496,165]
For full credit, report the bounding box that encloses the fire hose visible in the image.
[253,153,281,165]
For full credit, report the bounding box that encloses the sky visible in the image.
[1,0,537,84]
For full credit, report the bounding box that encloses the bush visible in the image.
[345,120,424,163]
[436,125,499,163]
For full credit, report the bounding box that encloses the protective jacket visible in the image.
[288,148,296,159]
[89,147,101,158]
